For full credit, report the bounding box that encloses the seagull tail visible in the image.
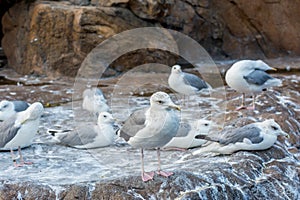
[47,129,71,136]
[195,134,219,143]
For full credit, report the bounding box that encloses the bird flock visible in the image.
[0,59,288,182]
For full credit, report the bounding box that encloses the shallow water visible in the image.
[0,67,299,198]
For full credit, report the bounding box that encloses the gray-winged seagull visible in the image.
[225,60,282,110]
[0,100,30,121]
[49,112,117,149]
[119,91,180,182]
[0,102,44,167]
[168,65,210,95]
[193,119,288,155]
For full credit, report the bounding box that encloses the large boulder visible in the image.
[1,0,300,77]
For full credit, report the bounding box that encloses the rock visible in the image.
[2,0,300,77]
[0,67,299,199]
[1,0,160,77]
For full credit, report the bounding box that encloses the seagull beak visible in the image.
[21,119,27,125]
[269,67,277,71]
[281,131,289,138]
[169,104,181,111]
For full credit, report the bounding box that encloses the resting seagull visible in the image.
[0,100,29,121]
[168,65,210,95]
[0,102,44,167]
[82,88,110,115]
[49,112,117,149]
[163,119,212,149]
[225,60,282,110]
[193,119,288,155]
[119,91,180,182]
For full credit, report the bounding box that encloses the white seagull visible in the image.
[168,65,211,95]
[192,119,288,155]
[49,112,117,149]
[225,60,282,110]
[119,91,180,182]
[0,102,44,167]
[82,88,110,115]
[163,119,212,149]
[0,100,30,121]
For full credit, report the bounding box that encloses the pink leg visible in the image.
[156,148,174,177]
[235,93,247,110]
[10,149,20,167]
[246,94,256,110]
[18,146,33,165]
[140,149,154,182]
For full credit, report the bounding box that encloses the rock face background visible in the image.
[1,0,300,76]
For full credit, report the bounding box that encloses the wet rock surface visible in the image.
[0,64,299,199]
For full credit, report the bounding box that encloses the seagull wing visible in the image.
[175,122,192,137]
[183,72,208,90]
[0,115,21,148]
[243,70,274,86]
[119,108,147,141]
[55,124,97,146]
[12,101,29,112]
[218,125,264,145]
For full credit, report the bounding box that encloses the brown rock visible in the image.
[1,1,154,77]
[2,0,300,77]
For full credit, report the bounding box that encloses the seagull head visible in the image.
[98,112,115,124]
[254,60,277,71]
[150,91,180,111]
[24,102,44,121]
[194,119,212,133]
[171,65,182,74]
[0,100,14,113]
[263,119,289,137]
[0,100,16,121]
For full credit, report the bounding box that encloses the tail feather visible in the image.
[195,134,220,143]
[47,129,71,136]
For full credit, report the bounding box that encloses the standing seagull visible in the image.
[193,119,288,155]
[0,102,44,167]
[225,60,282,110]
[119,92,180,182]
[168,65,210,95]
[163,119,212,149]
[82,88,110,115]
[49,112,117,149]
[0,100,29,121]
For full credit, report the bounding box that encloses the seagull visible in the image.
[163,119,212,149]
[0,100,30,121]
[168,65,210,95]
[119,91,180,182]
[225,60,282,110]
[49,112,117,149]
[82,88,110,115]
[192,119,288,155]
[0,102,44,167]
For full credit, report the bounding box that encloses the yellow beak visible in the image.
[270,67,277,71]
[169,104,181,111]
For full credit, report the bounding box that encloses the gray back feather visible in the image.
[12,101,29,112]
[175,122,192,137]
[183,72,208,90]
[0,115,21,148]
[119,108,147,141]
[243,70,274,86]
[219,124,263,145]
[57,125,98,146]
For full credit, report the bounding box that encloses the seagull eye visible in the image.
[103,115,107,118]
[157,100,163,104]
[3,104,8,108]
[204,123,209,126]
[271,125,278,130]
